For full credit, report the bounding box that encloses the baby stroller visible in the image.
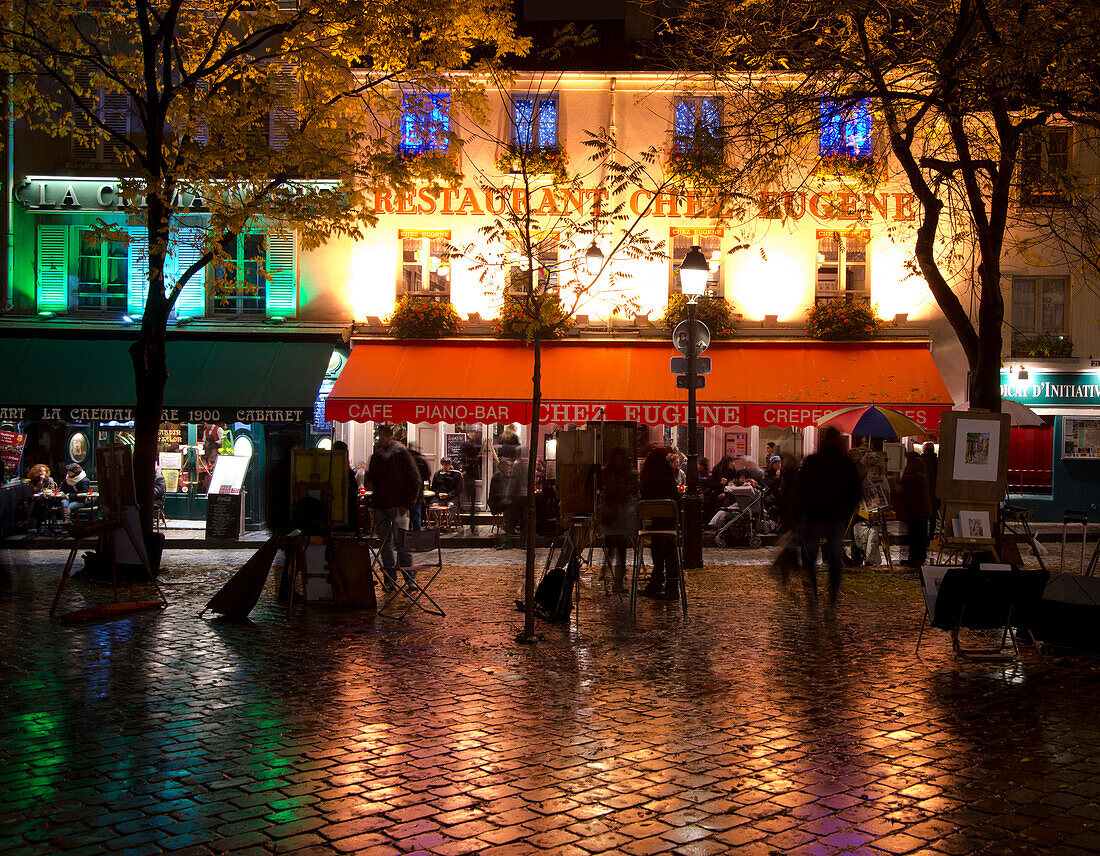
[712,483,775,548]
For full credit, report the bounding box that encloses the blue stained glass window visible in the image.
[513,98,534,148]
[400,93,450,156]
[820,99,873,157]
[537,98,557,147]
[512,96,557,148]
[674,97,721,151]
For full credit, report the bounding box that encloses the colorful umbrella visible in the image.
[816,405,926,439]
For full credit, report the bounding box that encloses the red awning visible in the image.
[325,340,952,429]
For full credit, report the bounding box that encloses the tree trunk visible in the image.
[521,334,542,643]
[971,262,1005,411]
[129,194,172,538]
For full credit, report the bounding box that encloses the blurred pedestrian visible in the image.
[367,425,421,589]
[459,431,482,534]
[921,441,940,538]
[897,451,933,569]
[640,448,681,599]
[796,427,860,609]
[600,446,636,593]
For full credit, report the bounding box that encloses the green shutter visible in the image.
[36,225,69,311]
[127,229,149,316]
[265,231,296,316]
[173,227,206,318]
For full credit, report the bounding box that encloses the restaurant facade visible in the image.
[3,65,1098,523]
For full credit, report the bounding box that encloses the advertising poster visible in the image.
[0,430,26,475]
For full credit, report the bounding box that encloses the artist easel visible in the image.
[50,445,167,621]
[933,410,1011,566]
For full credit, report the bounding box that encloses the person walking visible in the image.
[639,448,681,599]
[795,427,861,610]
[599,446,637,594]
[459,431,482,534]
[897,451,933,569]
[921,441,940,539]
[367,425,422,590]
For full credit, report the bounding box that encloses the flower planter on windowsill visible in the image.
[1012,334,1074,359]
[494,144,569,184]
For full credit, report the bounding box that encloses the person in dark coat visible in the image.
[367,425,422,588]
[61,462,92,523]
[406,444,431,531]
[795,427,861,608]
[600,446,637,593]
[430,458,463,509]
[459,431,482,534]
[897,451,934,569]
[921,442,940,538]
[639,447,681,599]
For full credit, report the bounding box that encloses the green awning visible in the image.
[0,337,334,424]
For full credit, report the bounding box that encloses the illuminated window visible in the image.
[400,230,451,301]
[76,229,128,311]
[1020,126,1071,206]
[816,230,869,303]
[213,234,267,315]
[1011,276,1067,353]
[820,99,873,158]
[512,96,557,149]
[399,93,450,157]
[507,232,559,295]
[673,96,722,153]
[669,228,722,297]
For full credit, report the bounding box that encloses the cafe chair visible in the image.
[630,499,686,624]
[378,527,446,620]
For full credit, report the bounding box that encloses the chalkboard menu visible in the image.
[205,492,242,539]
[445,433,466,466]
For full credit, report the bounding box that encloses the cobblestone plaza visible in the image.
[3,547,1100,855]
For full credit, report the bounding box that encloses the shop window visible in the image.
[1020,126,1071,206]
[673,95,723,154]
[815,230,869,303]
[820,98,873,158]
[669,228,722,297]
[399,93,450,157]
[1007,422,1054,496]
[399,230,451,300]
[210,231,296,317]
[1010,276,1066,353]
[507,232,559,295]
[512,95,558,149]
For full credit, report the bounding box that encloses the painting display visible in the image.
[952,417,1001,482]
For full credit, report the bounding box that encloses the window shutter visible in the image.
[127,229,149,316]
[36,225,69,311]
[173,227,206,318]
[269,62,297,151]
[71,69,99,162]
[265,231,296,315]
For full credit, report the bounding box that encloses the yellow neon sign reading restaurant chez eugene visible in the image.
[369,185,918,221]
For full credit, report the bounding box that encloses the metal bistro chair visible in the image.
[378,527,446,620]
[630,499,686,624]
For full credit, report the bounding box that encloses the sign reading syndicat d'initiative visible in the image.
[1000,370,1100,408]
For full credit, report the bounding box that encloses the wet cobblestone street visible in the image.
[3,545,1100,856]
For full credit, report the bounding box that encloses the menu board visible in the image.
[205,492,242,539]
[1062,417,1100,459]
[208,454,249,494]
[445,432,466,466]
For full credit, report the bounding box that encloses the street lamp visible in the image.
[678,245,709,571]
[584,241,604,277]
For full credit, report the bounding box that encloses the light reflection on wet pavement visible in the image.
[2,546,1100,856]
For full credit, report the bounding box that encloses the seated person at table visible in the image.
[430,458,463,509]
[27,464,57,530]
[61,462,91,524]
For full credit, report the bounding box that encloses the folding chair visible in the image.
[377,527,446,620]
[630,499,686,624]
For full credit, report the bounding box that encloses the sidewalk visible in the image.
[3,547,1100,855]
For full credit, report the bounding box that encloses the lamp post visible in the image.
[678,245,709,570]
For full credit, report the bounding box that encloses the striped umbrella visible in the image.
[816,404,926,440]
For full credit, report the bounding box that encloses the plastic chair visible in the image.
[377,527,446,620]
[630,499,686,623]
